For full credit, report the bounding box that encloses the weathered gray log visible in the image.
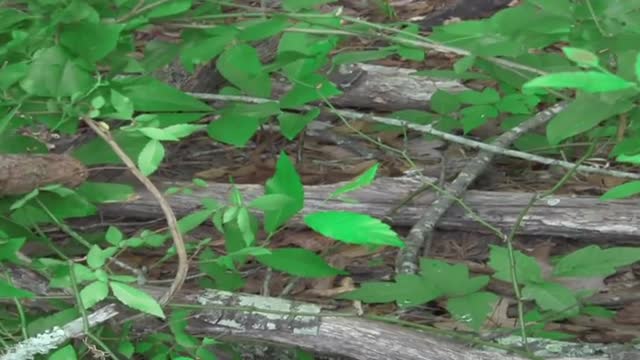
[100,176,640,243]
[2,266,622,360]
[272,63,468,111]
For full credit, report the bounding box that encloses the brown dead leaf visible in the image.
[303,277,356,298]
[487,297,516,328]
[277,230,336,252]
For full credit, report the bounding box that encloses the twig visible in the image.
[395,102,568,275]
[82,118,187,306]
[189,92,640,181]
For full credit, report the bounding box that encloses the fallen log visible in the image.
[100,176,640,243]
[2,266,624,360]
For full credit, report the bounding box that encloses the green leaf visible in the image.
[282,0,337,11]
[110,281,165,319]
[0,278,33,298]
[118,77,212,112]
[87,245,118,269]
[304,211,404,247]
[105,226,123,245]
[248,194,295,211]
[208,114,260,147]
[546,94,632,145]
[600,181,640,200]
[110,89,134,119]
[238,17,290,42]
[60,22,124,62]
[277,109,321,140]
[488,245,543,285]
[0,237,25,262]
[180,27,237,72]
[256,248,345,278]
[635,53,640,83]
[420,259,489,297]
[147,0,192,18]
[447,292,498,331]
[340,274,441,307]
[430,90,461,114]
[460,105,498,134]
[522,282,579,316]
[523,71,635,93]
[280,73,342,108]
[457,88,500,105]
[217,44,271,97]
[453,55,476,73]
[80,281,109,309]
[0,62,29,90]
[169,309,199,348]
[553,245,640,277]
[562,47,599,68]
[138,139,165,176]
[178,208,217,234]
[263,152,304,233]
[330,163,379,198]
[49,344,77,360]
[138,127,180,141]
[20,46,95,97]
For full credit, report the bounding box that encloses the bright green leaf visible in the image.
[80,281,109,309]
[110,281,165,319]
[600,180,640,200]
[282,0,337,11]
[0,278,34,298]
[147,0,192,18]
[522,282,579,316]
[562,47,599,67]
[49,344,77,360]
[523,71,635,93]
[263,152,304,233]
[138,139,165,176]
[330,163,379,198]
[256,248,345,278]
[277,109,321,140]
[118,77,212,112]
[488,245,543,285]
[339,274,441,307]
[217,44,271,97]
[60,22,124,62]
[87,245,118,269]
[238,17,290,42]
[304,211,404,247]
[553,245,640,277]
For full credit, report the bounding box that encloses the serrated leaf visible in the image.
[304,211,404,247]
[522,282,578,316]
[87,245,118,269]
[488,245,543,284]
[330,163,379,198]
[138,139,165,176]
[110,281,165,319]
[340,274,441,307]
[523,71,635,93]
[447,292,498,330]
[80,281,109,309]
[178,208,217,234]
[263,152,304,233]
[600,180,640,200]
[256,248,345,278]
[420,259,489,297]
[553,245,640,277]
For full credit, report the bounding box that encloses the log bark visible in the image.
[0,154,88,196]
[2,266,622,360]
[100,176,640,243]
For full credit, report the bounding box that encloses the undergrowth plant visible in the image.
[2,0,640,359]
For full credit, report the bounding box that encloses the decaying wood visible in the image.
[0,154,88,197]
[99,176,640,243]
[2,267,624,360]
[271,63,468,111]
